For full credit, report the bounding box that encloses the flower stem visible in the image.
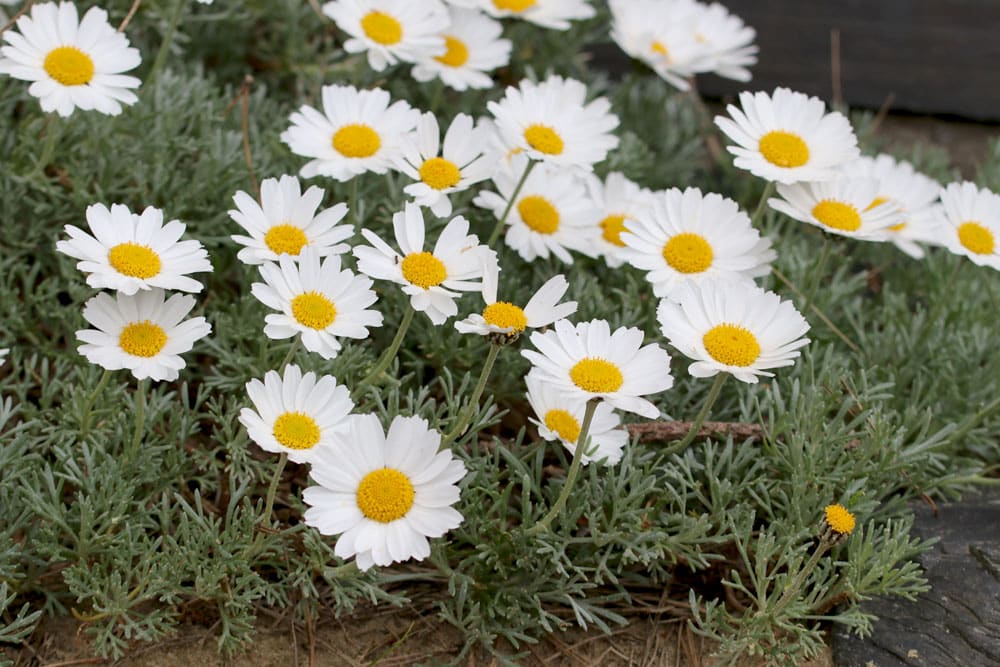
[33,115,61,177]
[527,399,599,535]
[487,160,536,247]
[148,0,190,84]
[79,369,112,439]
[769,539,832,618]
[750,181,776,228]
[353,307,415,397]
[348,176,359,228]
[667,373,728,455]
[278,337,300,370]
[126,378,148,463]
[771,267,861,354]
[260,452,288,530]
[440,343,501,449]
[802,237,832,315]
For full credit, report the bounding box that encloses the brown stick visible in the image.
[1,0,34,34]
[627,420,765,443]
[239,75,260,198]
[830,28,843,109]
[118,0,142,32]
[42,659,107,667]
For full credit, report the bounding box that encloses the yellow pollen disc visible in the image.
[523,124,564,156]
[356,468,415,523]
[419,157,462,190]
[272,412,321,450]
[264,224,308,255]
[118,321,167,358]
[493,0,536,12]
[291,291,337,330]
[570,357,624,393]
[600,214,629,247]
[482,302,527,332]
[824,504,856,535]
[108,243,162,279]
[518,196,560,235]
[662,232,714,274]
[888,222,907,232]
[43,46,95,86]
[702,323,761,367]
[957,221,995,255]
[865,196,890,211]
[544,409,580,442]
[401,251,447,289]
[435,35,469,67]
[758,130,810,168]
[332,124,381,159]
[812,200,862,232]
[360,10,402,45]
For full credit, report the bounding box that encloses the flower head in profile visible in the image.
[239,364,354,464]
[354,204,492,324]
[303,413,466,571]
[769,179,904,240]
[714,88,859,183]
[455,264,577,338]
[251,247,383,360]
[936,181,1000,270]
[470,0,595,30]
[522,319,673,418]
[657,279,810,384]
[0,1,141,117]
[228,175,353,265]
[76,289,211,382]
[395,112,494,218]
[56,203,212,295]
[323,0,449,72]
[281,84,419,181]
[411,7,511,91]
[584,171,653,268]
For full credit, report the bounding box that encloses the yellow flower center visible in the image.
[651,41,670,61]
[702,323,761,367]
[272,412,321,450]
[482,302,527,332]
[332,124,381,158]
[824,504,856,536]
[107,243,162,279]
[118,321,167,358]
[264,224,308,255]
[662,232,713,274]
[957,221,995,255]
[291,292,337,329]
[517,196,560,234]
[360,10,402,45]
[569,358,624,393]
[435,35,469,67]
[356,468,415,523]
[811,200,862,232]
[43,46,95,86]
[544,409,580,442]
[493,0,536,12]
[400,251,447,289]
[418,157,462,190]
[758,130,810,168]
[523,124,564,156]
[599,214,629,247]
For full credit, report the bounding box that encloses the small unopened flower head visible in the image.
[823,503,856,536]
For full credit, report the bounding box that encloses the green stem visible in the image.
[278,337,300,370]
[440,343,501,448]
[148,0,190,84]
[33,115,60,177]
[260,452,288,530]
[771,267,861,354]
[126,378,148,462]
[527,399,599,535]
[667,373,728,456]
[79,369,112,439]
[802,238,832,316]
[750,181,776,228]
[769,540,832,618]
[353,307,415,396]
[348,176,360,227]
[487,160,537,247]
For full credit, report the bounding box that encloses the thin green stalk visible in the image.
[148,0,190,84]
[750,181,776,228]
[278,337,300,370]
[33,115,60,177]
[527,399,599,535]
[260,452,288,530]
[769,540,832,618]
[79,369,112,439]
[348,176,359,227]
[126,378,148,462]
[666,373,728,456]
[440,343,501,448]
[487,160,537,247]
[802,238,832,315]
[772,267,861,354]
[353,307,415,396]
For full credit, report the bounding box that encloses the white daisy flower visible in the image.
[56,203,212,295]
[474,156,599,263]
[303,413,466,571]
[689,2,757,83]
[228,175,353,265]
[714,88,860,184]
[609,0,709,90]
[0,2,141,117]
[526,372,628,466]
[251,247,383,360]
[769,179,904,240]
[583,171,654,268]
[239,364,354,465]
[657,279,810,384]
[472,0,595,30]
[619,187,775,300]
[848,154,943,259]
[522,319,673,419]
[454,264,577,337]
[353,203,492,325]
[411,7,511,91]
[937,181,1000,270]
[281,84,419,181]
[76,289,211,382]
[0,348,8,364]
[395,112,494,218]
[487,75,619,170]
[323,0,449,72]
